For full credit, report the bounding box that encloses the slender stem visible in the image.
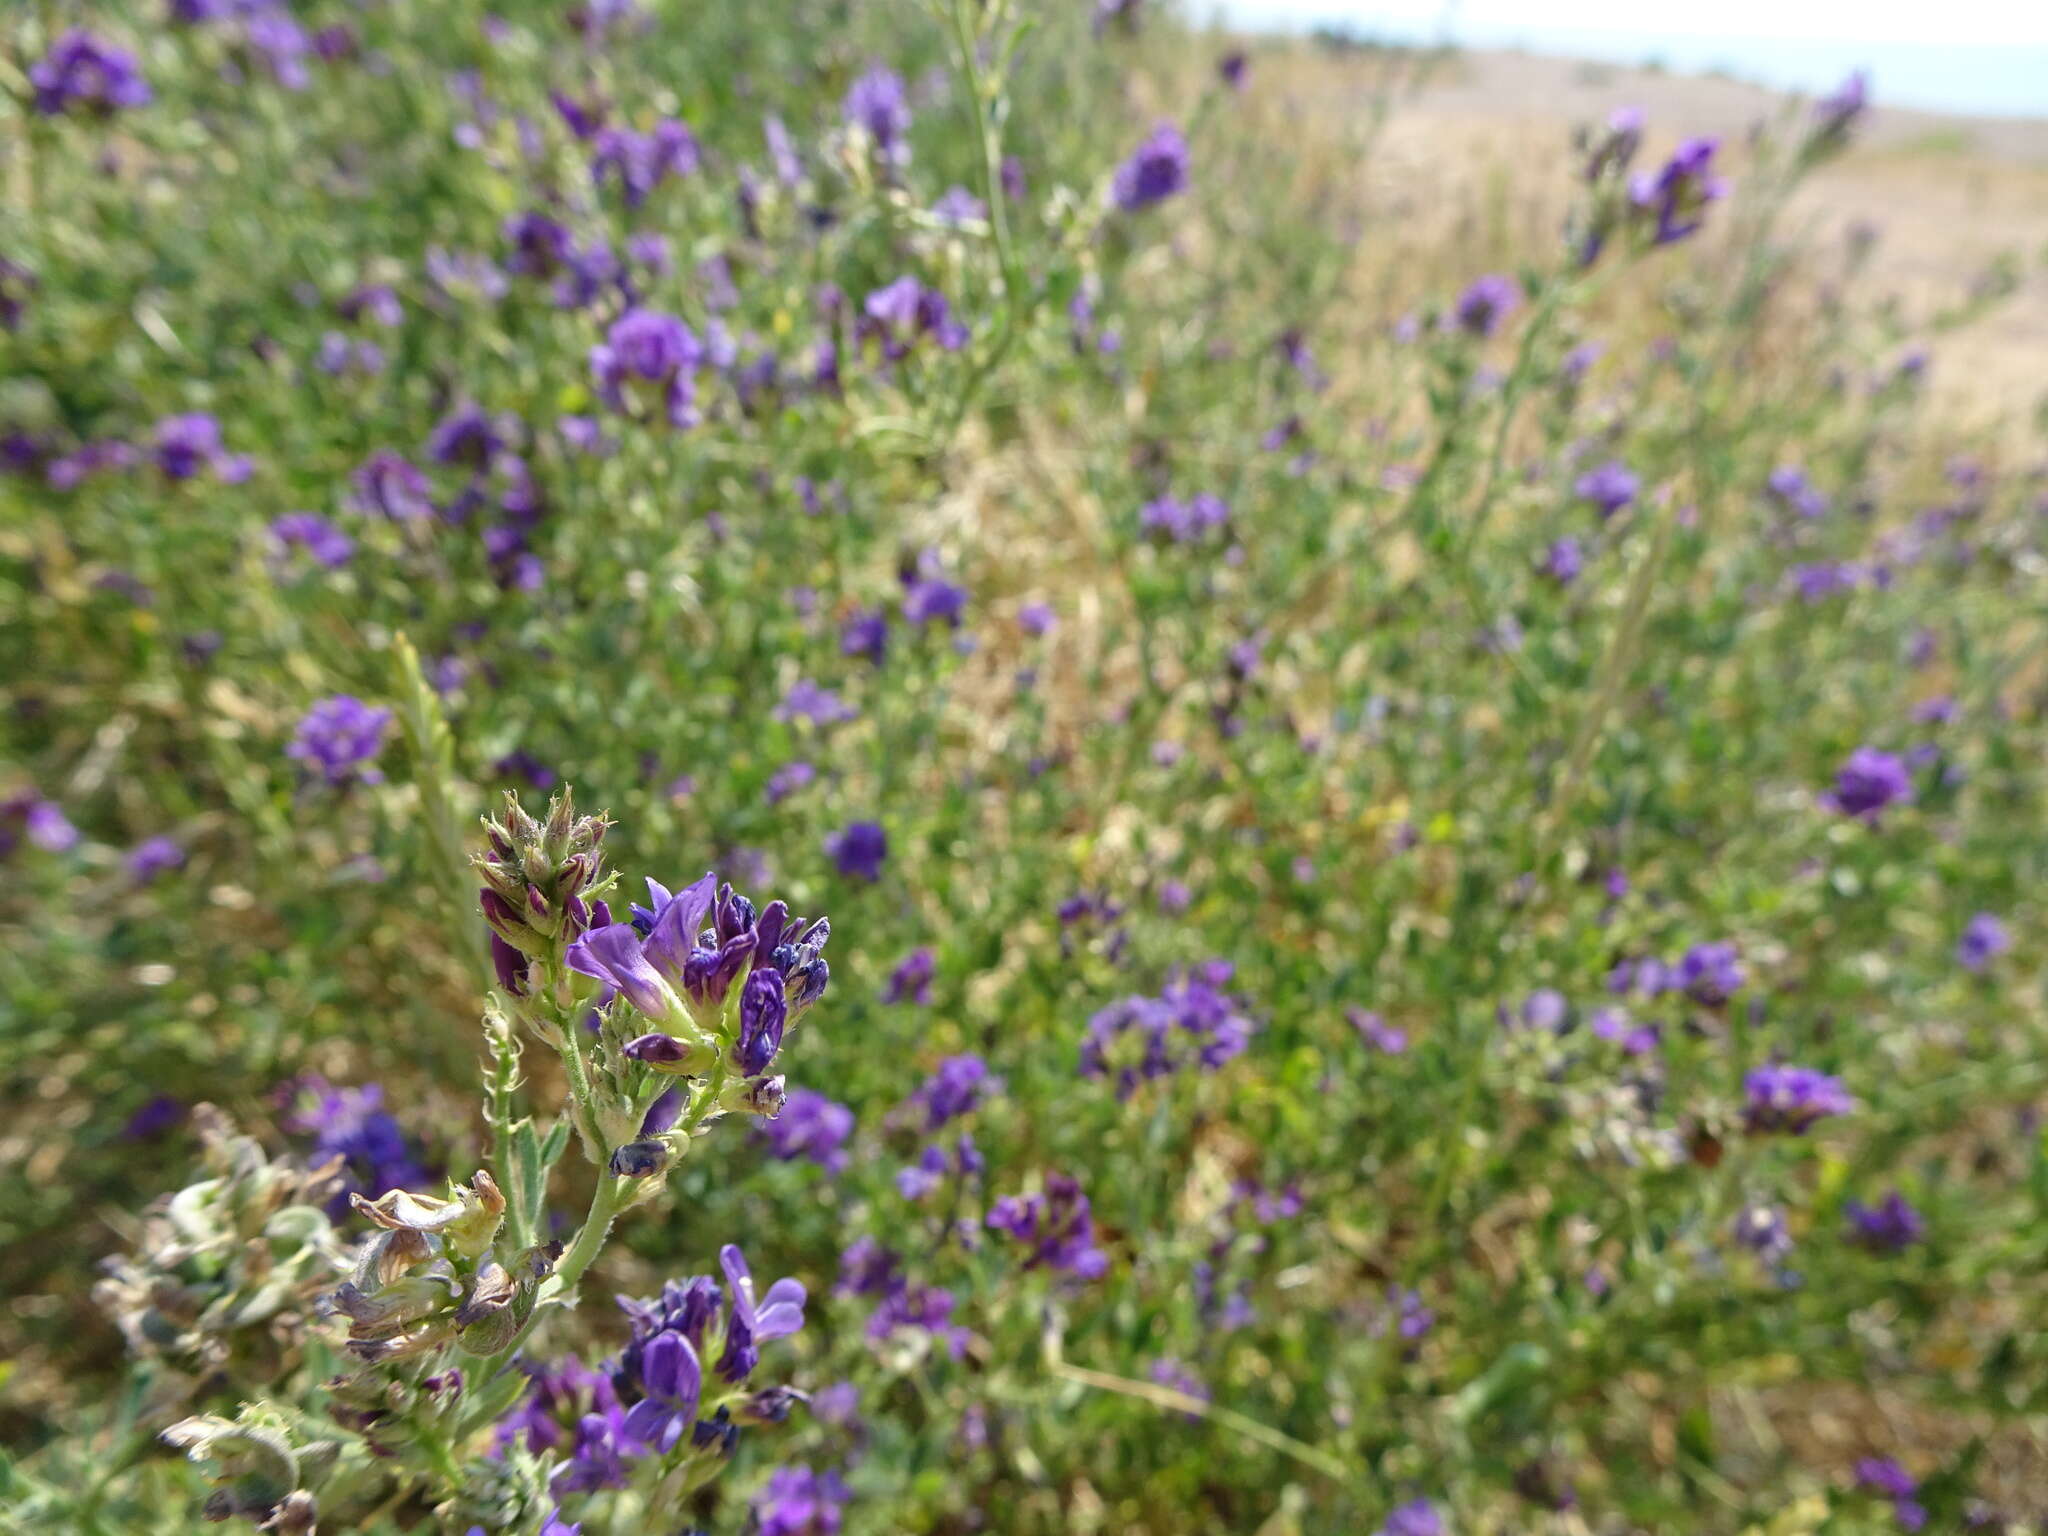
[936,0,1026,444]
[1047,1360,1355,1485]
[555,1030,606,1166]
[457,1169,628,1427]
[1541,499,1679,859]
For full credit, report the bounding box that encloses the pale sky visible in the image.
[1215,0,2048,46]
[1206,0,2048,113]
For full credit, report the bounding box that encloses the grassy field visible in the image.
[2,4,2045,1533]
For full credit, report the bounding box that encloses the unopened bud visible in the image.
[608,1140,669,1179]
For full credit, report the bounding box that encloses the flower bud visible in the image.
[609,1139,670,1178]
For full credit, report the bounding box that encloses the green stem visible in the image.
[1541,498,1679,861]
[935,0,1027,445]
[456,1169,628,1431]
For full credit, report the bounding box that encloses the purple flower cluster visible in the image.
[860,276,968,359]
[882,946,935,1005]
[153,414,253,483]
[1377,1498,1443,1536]
[1826,747,1914,821]
[1607,940,1744,1007]
[825,821,888,883]
[589,309,704,429]
[1845,1190,1926,1253]
[837,1238,970,1357]
[755,1465,851,1536]
[1079,960,1256,1097]
[534,1246,806,1493]
[591,119,700,208]
[1956,912,2009,971]
[774,679,857,726]
[32,32,151,116]
[287,696,391,785]
[1453,274,1520,337]
[270,513,354,570]
[901,1054,999,1130]
[1,793,80,858]
[843,66,912,164]
[566,873,831,1072]
[1629,137,1725,245]
[895,1133,981,1200]
[987,1173,1109,1278]
[1140,492,1230,543]
[759,1088,855,1174]
[1575,459,1639,518]
[280,1077,431,1216]
[1743,1064,1854,1135]
[1854,1458,1927,1532]
[1110,123,1190,212]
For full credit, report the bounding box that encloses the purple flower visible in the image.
[502,210,575,277]
[1675,941,1743,1006]
[2,795,81,857]
[1590,1007,1659,1055]
[1542,536,1584,584]
[581,872,832,1032]
[590,119,700,207]
[270,513,353,569]
[1454,274,1520,337]
[826,821,887,882]
[1846,1190,1926,1253]
[903,1054,998,1129]
[1629,137,1726,245]
[1378,1499,1442,1536]
[1516,988,1569,1032]
[760,1089,854,1173]
[1743,1063,1854,1135]
[843,66,912,164]
[1827,747,1914,821]
[1219,50,1249,89]
[32,32,151,116]
[1855,1459,1925,1531]
[338,284,402,328]
[1733,1203,1793,1264]
[1956,912,2009,971]
[861,276,968,356]
[1080,962,1256,1096]
[123,1094,186,1140]
[352,451,434,521]
[590,309,704,429]
[1348,1008,1408,1054]
[840,608,889,664]
[152,414,249,483]
[754,1465,850,1536]
[281,1077,430,1213]
[1018,601,1057,637]
[764,761,816,806]
[883,946,936,1005]
[900,576,967,628]
[1110,122,1190,212]
[1812,71,1869,148]
[774,679,857,726]
[126,835,185,882]
[931,185,987,226]
[287,696,391,785]
[714,1243,807,1383]
[1766,463,1829,518]
[1574,460,1639,518]
[987,1173,1109,1278]
[618,1330,701,1454]
[1140,492,1230,544]
[1583,105,1644,182]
